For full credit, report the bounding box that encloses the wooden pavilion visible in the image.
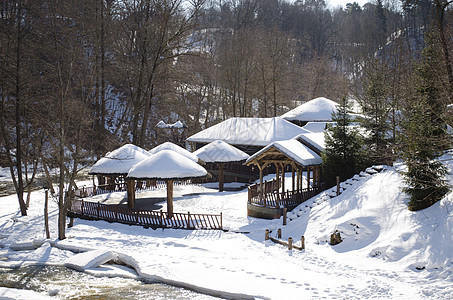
[245,139,324,219]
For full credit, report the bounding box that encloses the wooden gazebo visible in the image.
[127,150,208,216]
[88,144,150,191]
[193,140,250,191]
[244,139,323,219]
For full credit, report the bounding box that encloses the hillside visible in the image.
[0,153,452,299]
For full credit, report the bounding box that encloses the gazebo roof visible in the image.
[149,142,199,162]
[193,140,250,163]
[89,144,151,176]
[281,97,338,122]
[186,117,309,146]
[245,139,322,168]
[127,150,207,180]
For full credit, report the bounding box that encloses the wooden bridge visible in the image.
[67,199,223,230]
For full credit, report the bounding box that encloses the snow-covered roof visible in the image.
[156,120,169,128]
[193,140,250,163]
[302,122,332,133]
[245,139,322,167]
[149,142,199,162]
[170,120,187,129]
[127,150,207,180]
[281,97,338,122]
[293,132,326,154]
[89,144,151,175]
[187,117,310,146]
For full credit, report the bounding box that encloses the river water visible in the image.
[0,266,216,299]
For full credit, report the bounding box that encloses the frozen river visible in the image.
[0,266,215,299]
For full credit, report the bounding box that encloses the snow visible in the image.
[293,131,326,153]
[247,139,322,167]
[89,144,151,175]
[281,97,339,122]
[186,117,310,146]
[149,142,199,162]
[302,121,331,133]
[0,287,54,300]
[128,150,207,180]
[156,120,169,128]
[1,153,453,299]
[193,140,250,163]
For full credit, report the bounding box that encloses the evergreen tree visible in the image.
[322,98,367,187]
[361,59,394,165]
[401,33,450,211]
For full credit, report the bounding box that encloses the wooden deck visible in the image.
[68,199,223,230]
[248,179,326,208]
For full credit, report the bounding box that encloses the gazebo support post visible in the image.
[167,180,174,218]
[258,164,264,202]
[219,162,225,192]
[292,166,295,192]
[126,179,135,209]
[307,166,311,190]
[275,163,280,201]
[281,163,285,195]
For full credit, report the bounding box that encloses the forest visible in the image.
[0,0,452,220]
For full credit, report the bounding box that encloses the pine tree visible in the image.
[361,59,393,165]
[401,33,450,211]
[322,98,367,187]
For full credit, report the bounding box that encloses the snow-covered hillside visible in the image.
[0,153,452,299]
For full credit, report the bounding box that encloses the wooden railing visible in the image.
[73,180,194,198]
[248,182,326,208]
[67,199,222,230]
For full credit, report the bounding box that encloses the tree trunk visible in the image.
[15,1,26,216]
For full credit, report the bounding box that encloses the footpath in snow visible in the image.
[0,157,453,299]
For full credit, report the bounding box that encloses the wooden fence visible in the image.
[248,181,326,208]
[67,199,223,230]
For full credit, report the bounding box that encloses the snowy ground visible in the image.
[1,156,453,299]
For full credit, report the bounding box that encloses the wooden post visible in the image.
[187,211,192,229]
[220,212,223,230]
[265,229,270,240]
[68,217,74,228]
[167,180,174,218]
[44,190,50,239]
[219,163,225,192]
[275,163,280,200]
[281,164,285,196]
[296,169,300,190]
[126,179,135,209]
[259,166,264,202]
[301,236,305,250]
[307,166,311,190]
[277,228,282,239]
[283,207,287,226]
[288,237,293,250]
[97,202,100,217]
[292,166,295,192]
[336,176,340,196]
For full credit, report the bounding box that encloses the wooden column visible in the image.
[259,165,264,202]
[307,166,311,190]
[296,169,300,190]
[281,163,285,194]
[167,180,174,218]
[126,179,135,209]
[275,163,280,193]
[292,165,295,192]
[219,162,225,192]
